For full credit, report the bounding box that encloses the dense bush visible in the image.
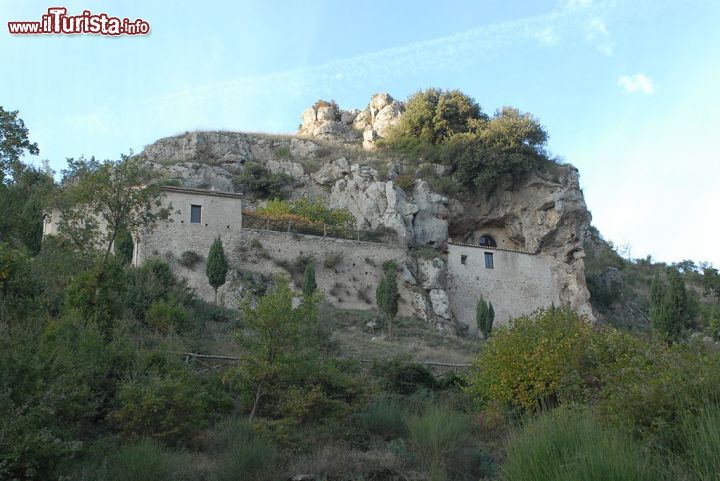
[110,370,230,446]
[466,307,599,411]
[358,396,408,439]
[104,439,178,481]
[145,298,190,333]
[233,161,293,199]
[178,250,203,269]
[502,406,657,481]
[372,358,437,395]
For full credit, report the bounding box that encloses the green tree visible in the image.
[0,106,39,183]
[229,275,319,420]
[476,296,495,339]
[385,88,486,146]
[650,268,692,344]
[56,155,170,261]
[302,262,317,296]
[114,228,134,266]
[206,236,229,304]
[376,262,399,340]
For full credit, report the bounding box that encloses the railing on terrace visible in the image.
[241,212,396,244]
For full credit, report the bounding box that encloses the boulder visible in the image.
[418,257,446,290]
[429,289,451,320]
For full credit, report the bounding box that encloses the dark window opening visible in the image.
[190,204,202,224]
[479,235,497,247]
[484,252,494,269]
[460,254,467,265]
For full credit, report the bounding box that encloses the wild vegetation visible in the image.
[2,102,720,481]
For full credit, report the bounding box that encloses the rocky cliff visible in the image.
[139,93,595,328]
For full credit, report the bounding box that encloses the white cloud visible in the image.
[617,73,656,94]
[585,19,614,55]
[534,27,561,46]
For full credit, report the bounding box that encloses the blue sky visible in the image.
[3,0,720,265]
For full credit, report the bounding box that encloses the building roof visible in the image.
[160,185,244,199]
[447,240,538,255]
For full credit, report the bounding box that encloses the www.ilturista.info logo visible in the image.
[8,7,150,35]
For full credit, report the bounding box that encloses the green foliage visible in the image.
[234,161,293,199]
[385,88,485,146]
[56,155,170,259]
[679,401,720,481]
[302,262,317,296]
[382,89,549,191]
[145,299,190,333]
[256,197,356,228]
[178,250,203,269]
[598,338,720,451]
[110,370,227,446]
[0,165,53,254]
[407,404,472,480]
[104,439,177,481]
[209,417,280,481]
[475,296,494,339]
[502,406,656,481]
[114,229,134,266]
[65,257,127,337]
[227,275,321,419]
[376,261,399,339]
[358,396,408,439]
[372,358,438,395]
[0,106,39,182]
[395,173,416,193]
[651,268,693,343]
[466,307,603,412]
[206,236,228,304]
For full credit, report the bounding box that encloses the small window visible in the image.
[479,235,497,247]
[460,254,467,265]
[190,204,202,224]
[484,252,494,269]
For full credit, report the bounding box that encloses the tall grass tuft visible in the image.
[681,401,720,481]
[106,438,175,481]
[358,396,408,439]
[407,404,471,481]
[502,406,656,481]
[209,417,279,481]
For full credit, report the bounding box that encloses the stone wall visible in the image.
[227,229,414,314]
[446,243,561,334]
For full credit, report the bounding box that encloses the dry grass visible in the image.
[285,443,405,480]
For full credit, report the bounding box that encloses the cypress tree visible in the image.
[206,236,229,304]
[650,268,690,344]
[376,262,399,340]
[476,296,495,339]
[302,263,317,296]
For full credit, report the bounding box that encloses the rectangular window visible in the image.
[460,254,467,265]
[484,252,494,269]
[190,204,202,224]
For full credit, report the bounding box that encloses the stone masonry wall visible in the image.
[446,243,561,334]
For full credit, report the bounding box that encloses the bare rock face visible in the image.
[449,164,594,319]
[298,93,404,150]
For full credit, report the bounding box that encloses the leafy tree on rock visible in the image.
[206,236,229,304]
[376,261,400,340]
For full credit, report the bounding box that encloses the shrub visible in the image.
[680,401,720,481]
[274,146,291,159]
[110,371,224,446]
[234,161,292,199]
[502,406,656,481]
[209,417,279,481]
[466,307,599,412]
[114,229,134,266]
[323,251,342,269]
[105,439,176,481]
[372,359,437,395]
[598,338,720,451]
[407,404,472,480]
[145,299,190,333]
[358,396,408,439]
[395,174,416,193]
[178,250,203,269]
